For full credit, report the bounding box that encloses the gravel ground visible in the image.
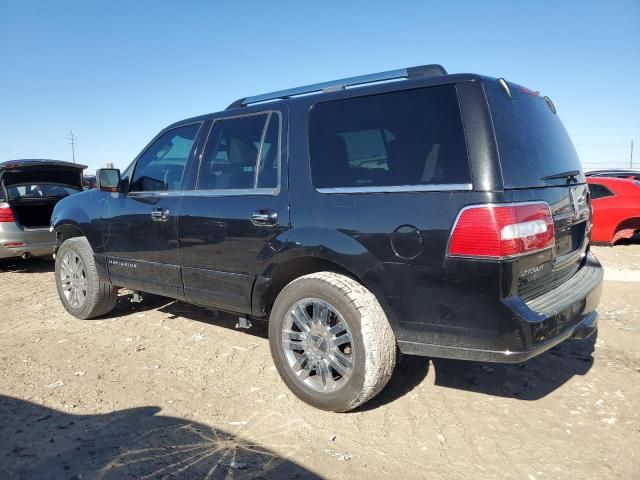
[1,245,639,479]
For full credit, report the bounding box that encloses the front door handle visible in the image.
[151,207,170,222]
[251,209,278,227]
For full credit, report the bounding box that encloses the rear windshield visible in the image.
[1,169,82,200]
[5,184,80,200]
[2,169,82,190]
[309,85,470,189]
[484,80,583,188]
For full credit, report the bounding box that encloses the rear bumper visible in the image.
[398,311,598,363]
[396,252,603,363]
[0,223,56,259]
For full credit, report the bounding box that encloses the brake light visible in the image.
[448,203,554,259]
[0,202,15,223]
[3,242,25,247]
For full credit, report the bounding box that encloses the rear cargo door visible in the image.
[483,79,591,299]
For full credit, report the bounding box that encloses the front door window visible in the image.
[130,124,201,192]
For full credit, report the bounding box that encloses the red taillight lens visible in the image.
[448,203,554,259]
[0,202,15,223]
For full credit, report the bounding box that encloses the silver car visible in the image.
[0,159,85,260]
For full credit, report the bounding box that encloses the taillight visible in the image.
[0,202,15,223]
[448,202,554,259]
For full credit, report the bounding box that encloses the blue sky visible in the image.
[1,0,639,173]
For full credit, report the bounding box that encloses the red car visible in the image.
[587,176,640,244]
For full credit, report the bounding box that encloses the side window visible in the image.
[309,85,470,189]
[198,113,280,190]
[130,124,200,192]
[589,184,614,200]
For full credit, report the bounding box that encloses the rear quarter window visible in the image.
[309,85,470,190]
[589,183,614,199]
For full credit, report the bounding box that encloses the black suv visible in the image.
[51,64,603,412]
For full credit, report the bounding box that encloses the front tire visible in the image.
[269,272,396,412]
[55,237,118,319]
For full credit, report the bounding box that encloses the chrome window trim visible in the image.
[126,191,180,198]
[182,187,278,197]
[127,188,279,198]
[316,183,473,194]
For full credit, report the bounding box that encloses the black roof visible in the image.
[585,169,640,176]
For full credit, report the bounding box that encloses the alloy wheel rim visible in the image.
[59,251,88,309]
[281,298,354,393]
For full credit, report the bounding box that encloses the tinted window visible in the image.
[198,113,280,190]
[130,124,200,192]
[484,80,583,188]
[309,85,469,189]
[589,184,614,200]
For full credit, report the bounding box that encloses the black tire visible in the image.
[55,237,118,319]
[269,272,396,412]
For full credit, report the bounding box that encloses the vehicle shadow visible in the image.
[0,395,321,480]
[106,292,597,407]
[104,292,270,339]
[431,332,597,400]
[0,257,55,273]
[355,354,431,411]
[615,236,640,246]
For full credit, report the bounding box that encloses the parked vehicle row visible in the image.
[5,66,637,412]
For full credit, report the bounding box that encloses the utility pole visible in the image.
[631,140,634,169]
[68,130,77,164]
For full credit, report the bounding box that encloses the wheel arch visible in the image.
[54,221,86,248]
[612,217,640,244]
[251,231,398,330]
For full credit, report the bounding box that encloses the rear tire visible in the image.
[269,272,396,412]
[55,237,118,319]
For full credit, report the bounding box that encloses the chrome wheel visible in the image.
[59,250,88,309]
[281,298,354,393]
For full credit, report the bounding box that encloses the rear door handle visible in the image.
[251,209,278,226]
[151,208,170,221]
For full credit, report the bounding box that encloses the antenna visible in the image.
[631,140,634,169]
[68,130,77,164]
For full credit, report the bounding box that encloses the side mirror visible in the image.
[96,168,122,193]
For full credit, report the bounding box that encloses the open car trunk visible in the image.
[0,160,85,229]
[9,198,59,228]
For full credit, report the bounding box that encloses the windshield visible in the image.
[484,79,583,188]
[5,183,80,200]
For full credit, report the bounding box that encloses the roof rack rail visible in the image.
[226,64,447,109]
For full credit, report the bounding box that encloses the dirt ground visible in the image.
[1,245,639,480]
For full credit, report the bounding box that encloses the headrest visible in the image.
[228,137,258,166]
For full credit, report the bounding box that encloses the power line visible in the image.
[67,130,77,164]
